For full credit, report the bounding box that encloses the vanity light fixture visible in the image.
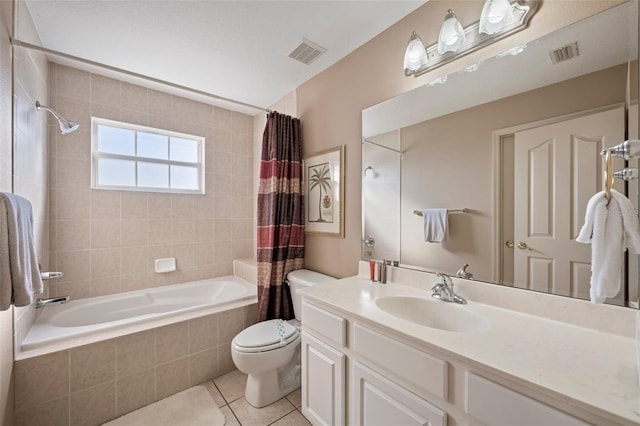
[404,0,538,78]
[438,10,465,54]
[479,0,516,35]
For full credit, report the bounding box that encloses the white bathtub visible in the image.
[19,276,257,358]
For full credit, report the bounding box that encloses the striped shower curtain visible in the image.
[256,111,305,321]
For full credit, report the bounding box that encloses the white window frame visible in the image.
[91,117,205,194]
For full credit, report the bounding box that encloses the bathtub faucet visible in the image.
[36,296,70,308]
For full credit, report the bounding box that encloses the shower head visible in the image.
[35,101,79,135]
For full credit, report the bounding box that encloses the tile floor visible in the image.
[208,369,311,426]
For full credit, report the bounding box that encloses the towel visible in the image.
[0,193,43,310]
[423,208,448,243]
[576,189,640,303]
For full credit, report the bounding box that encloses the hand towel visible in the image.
[423,208,448,243]
[576,189,640,303]
[0,193,43,310]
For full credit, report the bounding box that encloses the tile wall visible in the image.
[48,64,255,301]
[14,302,257,426]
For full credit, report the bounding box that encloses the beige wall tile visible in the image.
[116,330,155,377]
[156,322,188,364]
[121,192,148,219]
[213,129,232,153]
[91,102,120,121]
[213,175,232,197]
[56,157,90,189]
[218,307,246,344]
[120,82,147,112]
[55,220,90,251]
[91,276,121,297]
[171,194,194,219]
[120,273,148,293]
[148,194,172,219]
[155,357,189,400]
[54,97,91,130]
[188,314,218,354]
[194,243,214,266]
[193,197,213,220]
[15,396,69,426]
[217,343,235,376]
[70,340,116,392]
[55,250,91,283]
[213,107,232,131]
[212,197,232,220]
[54,128,91,160]
[91,74,120,107]
[171,220,193,245]
[148,89,172,117]
[121,246,148,275]
[194,265,215,281]
[70,381,116,426]
[15,350,69,411]
[121,220,148,247]
[55,65,90,100]
[55,188,90,220]
[90,248,121,278]
[53,280,91,300]
[91,190,121,220]
[194,220,214,244]
[116,368,155,416]
[188,348,218,386]
[148,219,172,246]
[173,244,194,270]
[91,220,122,249]
[213,241,233,265]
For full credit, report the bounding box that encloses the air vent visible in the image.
[549,42,580,64]
[288,38,327,65]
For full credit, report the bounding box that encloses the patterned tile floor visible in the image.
[209,370,311,426]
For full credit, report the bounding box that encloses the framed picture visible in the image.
[304,145,345,237]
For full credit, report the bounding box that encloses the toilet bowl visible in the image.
[231,269,336,408]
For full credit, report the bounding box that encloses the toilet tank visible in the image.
[287,269,337,321]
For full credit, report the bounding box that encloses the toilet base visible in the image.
[245,356,301,408]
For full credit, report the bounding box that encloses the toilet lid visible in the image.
[233,319,298,350]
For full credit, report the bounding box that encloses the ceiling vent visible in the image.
[288,38,327,65]
[549,41,580,64]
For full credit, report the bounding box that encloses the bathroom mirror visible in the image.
[362,1,640,305]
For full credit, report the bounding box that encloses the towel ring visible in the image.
[604,150,614,204]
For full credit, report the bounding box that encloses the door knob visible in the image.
[517,242,531,251]
[505,240,514,248]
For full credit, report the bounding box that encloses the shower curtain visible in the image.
[256,111,305,321]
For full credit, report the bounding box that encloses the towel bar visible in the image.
[413,209,468,216]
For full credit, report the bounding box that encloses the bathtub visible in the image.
[18,275,257,359]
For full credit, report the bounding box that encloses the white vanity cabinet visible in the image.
[301,297,603,426]
[301,302,348,425]
[301,300,448,426]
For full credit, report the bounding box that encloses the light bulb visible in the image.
[438,10,465,54]
[479,0,515,35]
[404,31,428,72]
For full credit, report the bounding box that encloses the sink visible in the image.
[374,296,490,333]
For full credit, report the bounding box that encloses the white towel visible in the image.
[0,193,43,310]
[423,208,448,243]
[576,190,640,303]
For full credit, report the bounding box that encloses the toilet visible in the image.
[231,269,337,408]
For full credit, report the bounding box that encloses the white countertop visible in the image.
[298,274,640,425]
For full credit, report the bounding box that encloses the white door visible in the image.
[352,362,446,426]
[301,333,345,426]
[513,107,625,298]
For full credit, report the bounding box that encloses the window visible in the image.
[91,118,205,194]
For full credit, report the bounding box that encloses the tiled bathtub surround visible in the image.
[48,63,255,301]
[14,302,257,426]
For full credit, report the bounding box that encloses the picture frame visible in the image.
[304,145,345,238]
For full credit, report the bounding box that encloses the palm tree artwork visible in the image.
[308,162,333,223]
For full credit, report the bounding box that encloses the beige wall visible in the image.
[48,64,255,301]
[0,0,13,422]
[401,64,629,281]
[297,0,622,278]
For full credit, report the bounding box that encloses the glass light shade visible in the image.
[404,31,428,72]
[479,0,515,35]
[437,10,465,54]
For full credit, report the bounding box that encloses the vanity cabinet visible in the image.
[301,298,601,426]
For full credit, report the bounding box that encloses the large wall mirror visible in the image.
[362,1,639,306]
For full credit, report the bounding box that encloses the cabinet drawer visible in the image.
[353,324,447,399]
[465,373,590,426]
[302,302,347,347]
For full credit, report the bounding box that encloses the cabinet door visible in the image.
[301,333,346,426]
[353,362,447,426]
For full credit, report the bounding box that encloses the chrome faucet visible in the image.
[431,273,467,304]
[456,263,474,280]
[36,296,70,308]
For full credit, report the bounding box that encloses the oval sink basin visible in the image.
[375,296,490,333]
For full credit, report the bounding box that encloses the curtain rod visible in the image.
[11,38,270,113]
